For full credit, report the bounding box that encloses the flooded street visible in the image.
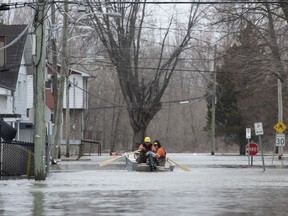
[1,153,288,215]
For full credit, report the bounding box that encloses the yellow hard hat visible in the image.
[144,137,151,143]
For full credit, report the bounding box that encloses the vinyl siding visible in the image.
[63,74,85,109]
[14,57,28,118]
[26,75,33,109]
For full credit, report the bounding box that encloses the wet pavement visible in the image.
[1,153,288,216]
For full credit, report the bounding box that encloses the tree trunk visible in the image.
[110,106,121,154]
[128,103,162,151]
[239,143,246,155]
[132,127,146,151]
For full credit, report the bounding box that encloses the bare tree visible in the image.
[85,0,202,149]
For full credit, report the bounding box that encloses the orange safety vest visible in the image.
[156,147,166,159]
[138,143,156,153]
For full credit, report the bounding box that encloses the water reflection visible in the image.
[32,191,44,216]
[46,191,145,215]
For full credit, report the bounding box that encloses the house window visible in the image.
[45,79,52,88]
[0,36,5,68]
[51,113,55,123]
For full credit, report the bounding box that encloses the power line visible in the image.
[107,1,283,4]
[0,0,281,10]
[69,79,127,107]
[0,1,83,10]
[0,23,32,51]
[69,77,208,109]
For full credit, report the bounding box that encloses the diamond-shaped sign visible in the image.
[274,121,287,134]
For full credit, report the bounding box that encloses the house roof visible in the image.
[46,63,91,77]
[0,25,28,91]
[45,64,90,110]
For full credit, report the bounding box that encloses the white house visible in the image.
[0,24,35,142]
[1,25,90,153]
[45,64,90,154]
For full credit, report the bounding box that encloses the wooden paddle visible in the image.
[167,157,191,172]
[99,150,139,167]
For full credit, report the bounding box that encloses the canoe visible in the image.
[125,152,174,172]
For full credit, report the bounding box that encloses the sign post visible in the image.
[273,121,286,163]
[246,142,259,165]
[254,122,265,171]
[276,134,285,147]
[246,128,251,165]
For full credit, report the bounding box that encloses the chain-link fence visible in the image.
[0,141,50,179]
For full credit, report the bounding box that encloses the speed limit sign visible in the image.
[276,134,285,147]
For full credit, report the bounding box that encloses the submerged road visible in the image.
[1,153,288,216]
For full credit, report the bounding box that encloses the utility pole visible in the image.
[62,0,70,157]
[50,1,58,162]
[0,123,2,179]
[277,78,283,159]
[211,45,217,155]
[65,76,70,157]
[34,0,47,180]
[53,0,69,159]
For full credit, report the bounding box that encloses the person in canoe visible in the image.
[153,140,167,166]
[136,136,157,171]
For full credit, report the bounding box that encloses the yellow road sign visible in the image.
[274,121,287,134]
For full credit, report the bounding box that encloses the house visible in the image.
[0,24,35,142]
[45,64,90,155]
[0,24,38,176]
[0,25,90,156]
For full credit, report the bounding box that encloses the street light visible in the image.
[72,11,121,24]
[68,11,121,34]
[179,101,189,104]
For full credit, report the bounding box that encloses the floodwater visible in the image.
[1,153,288,216]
